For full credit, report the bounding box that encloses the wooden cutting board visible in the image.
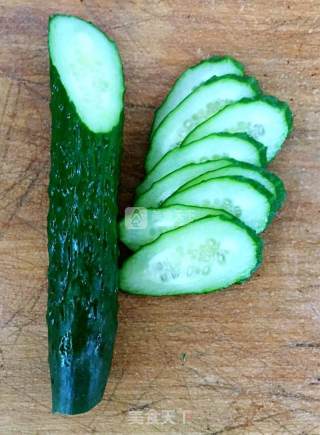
[1,1,320,433]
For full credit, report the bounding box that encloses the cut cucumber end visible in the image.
[120,215,263,296]
[49,14,124,133]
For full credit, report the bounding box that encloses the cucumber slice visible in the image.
[180,161,286,211]
[136,133,267,195]
[119,205,230,251]
[49,14,124,133]
[183,96,293,161]
[135,159,234,208]
[152,56,244,132]
[146,75,261,171]
[163,176,274,233]
[120,215,263,296]
[47,15,124,415]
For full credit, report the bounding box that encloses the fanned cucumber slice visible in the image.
[146,75,261,171]
[180,161,286,211]
[135,159,234,208]
[120,215,263,296]
[136,133,267,195]
[163,176,274,233]
[152,56,244,132]
[119,205,230,251]
[183,96,293,161]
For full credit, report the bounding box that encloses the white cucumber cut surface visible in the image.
[49,15,124,133]
[137,133,267,195]
[183,97,292,161]
[152,56,244,132]
[135,159,233,208]
[181,165,276,197]
[120,216,262,296]
[146,75,260,171]
[163,176,272,233]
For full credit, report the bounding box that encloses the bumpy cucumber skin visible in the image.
[47,20,124,414]
[146,74,262,172]
[182,95,294,161]
[119,214,263,296]
[150,55,245,134]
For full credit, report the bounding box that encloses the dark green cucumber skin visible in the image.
[47,61,124,415]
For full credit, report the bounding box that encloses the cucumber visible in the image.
[136,133,267,195]
[183,96,293,161]
[163,176,274,233]
[120,215,263,296]
[180,161,286,211]
[119,205,230,251]
[47,15,124,415]
[135,159,234,208]
[151,56,244,132]
[146,75,261,171]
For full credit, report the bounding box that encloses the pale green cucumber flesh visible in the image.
[135,159,234,208]
[152,56,244,132]
[146,75,261,171]
[163,176,273,233]
[136,133,267,195]
[119,215,263,296]
[179,161,286,211]
[183,96,293,161]
[119,205,230,251]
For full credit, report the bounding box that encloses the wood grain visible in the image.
[0,0,320,433]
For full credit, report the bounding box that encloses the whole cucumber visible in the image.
[47,15,125,414]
